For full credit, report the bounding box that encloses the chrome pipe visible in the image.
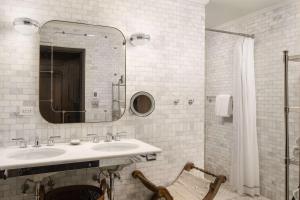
[283,50,289,200]
[35,181,41,200]
[205,28,255,39]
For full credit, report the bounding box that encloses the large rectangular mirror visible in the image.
[39,21,126,123]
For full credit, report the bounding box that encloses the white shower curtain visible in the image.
[231,37,260,196]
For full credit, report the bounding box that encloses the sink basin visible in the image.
[92,143,139,152]
[8,148,66,160]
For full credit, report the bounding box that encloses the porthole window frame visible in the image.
[130,91,155,117]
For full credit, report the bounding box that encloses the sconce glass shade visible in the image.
[13,18,39,35]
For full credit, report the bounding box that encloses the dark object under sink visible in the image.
[45,185,106,200]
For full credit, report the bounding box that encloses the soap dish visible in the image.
[70,139,81,145]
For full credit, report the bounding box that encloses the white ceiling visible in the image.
[206,0,283,27]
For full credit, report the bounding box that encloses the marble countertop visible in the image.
[0,139,162,170]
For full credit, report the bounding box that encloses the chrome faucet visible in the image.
[105,132,113,142]
[33,136,41,147]
[104,132,127,142]
[12,138,27,148]
[114,132,127,141]
[47,136,61,146]
[87,134,100,143]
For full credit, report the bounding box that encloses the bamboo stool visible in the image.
[132,162,226,200]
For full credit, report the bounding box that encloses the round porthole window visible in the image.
[130,92,155,117]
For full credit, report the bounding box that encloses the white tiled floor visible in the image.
[215,187,271,200]
[215,194,270,200]
[235,196,270,200]
[216,193,270,200]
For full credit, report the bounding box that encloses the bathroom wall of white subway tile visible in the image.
[205,0,300,199]
[0,0,208,199]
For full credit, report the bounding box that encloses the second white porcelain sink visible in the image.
[8,148,66,160]
[92,142,139,152]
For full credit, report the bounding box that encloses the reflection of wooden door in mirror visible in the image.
[40,46,85,123]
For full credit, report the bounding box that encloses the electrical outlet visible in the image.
[91,100,99,108]
[19,106,34,116]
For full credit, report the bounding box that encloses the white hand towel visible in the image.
[296,137,300,147]
[215,94,233,117]
[293,146,300,159]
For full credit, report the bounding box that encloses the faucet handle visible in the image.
[114,132,127,141]
[12,137,24,141]
[105,132,113,142]
[33,136,41,147]
[47,136,61,146]
[12,138,27,148]
[87,134,99,143]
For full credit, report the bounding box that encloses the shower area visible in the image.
[204,1,300,200]
[112,75,126,121]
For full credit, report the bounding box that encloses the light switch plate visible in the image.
[19,106,34,116]
[91,100,99,108]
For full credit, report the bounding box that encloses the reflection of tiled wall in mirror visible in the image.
[40,22,126,122]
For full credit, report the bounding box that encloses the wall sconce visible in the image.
[129,33,150,46]
[174,99,180,105]
[188,99,194,105]
[13,17,40,35]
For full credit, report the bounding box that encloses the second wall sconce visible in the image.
[129,33,150,46]
[13,17,40,35]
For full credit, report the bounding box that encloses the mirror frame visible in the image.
[39,20,127,123]
[130,91,155,117]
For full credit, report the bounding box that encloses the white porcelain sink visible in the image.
[8,148,66,160]
[92,142,139,152]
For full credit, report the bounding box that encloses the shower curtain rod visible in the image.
[205,28,255,39]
